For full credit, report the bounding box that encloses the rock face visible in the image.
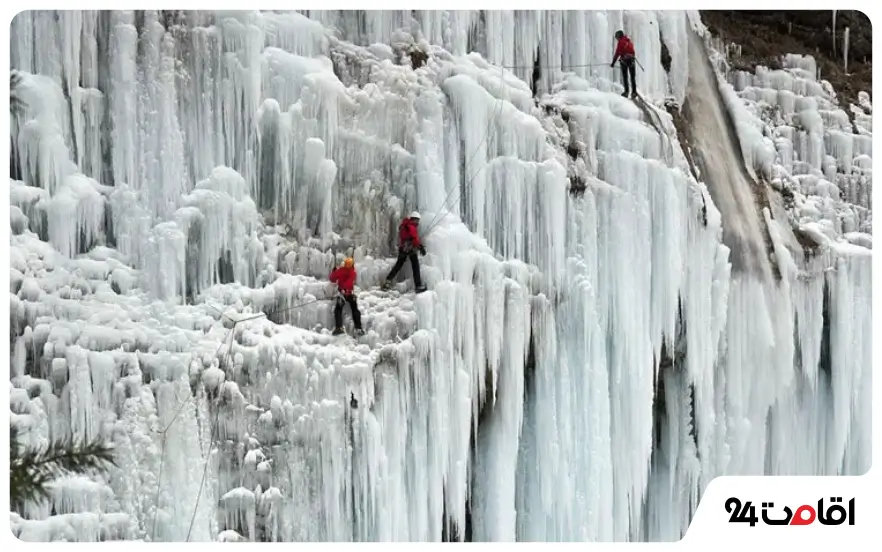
[700,10,872,111]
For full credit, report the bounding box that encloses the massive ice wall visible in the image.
[8,9,871,543]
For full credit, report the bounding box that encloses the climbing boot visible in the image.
[415,284,427,294]
[354,328,365,337]
[381,280,393,291]
[332,327,345,336]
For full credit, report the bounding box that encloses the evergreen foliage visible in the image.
[9,425,117,513]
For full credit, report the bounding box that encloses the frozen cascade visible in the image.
[8,9,871,543]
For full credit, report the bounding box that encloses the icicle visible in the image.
[832,10,837,57]
[47,174,106,259]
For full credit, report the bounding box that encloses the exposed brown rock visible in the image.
[700,10,872,112]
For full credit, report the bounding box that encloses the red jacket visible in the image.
[398,218,421,249]
[330,266,357,294]
[613,35,635,62]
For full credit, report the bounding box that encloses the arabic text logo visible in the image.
[725,497,855,526]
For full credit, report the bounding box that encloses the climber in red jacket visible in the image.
[610,30,637,98]
[330,257,363,336]
[382,211,427,293]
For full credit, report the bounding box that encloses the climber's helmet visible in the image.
[343,257,354,268]
[615,30,624,40]
[409,211,421,220]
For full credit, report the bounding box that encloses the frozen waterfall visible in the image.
[8,9,872,543]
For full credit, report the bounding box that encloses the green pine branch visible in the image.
[9,425,117,512]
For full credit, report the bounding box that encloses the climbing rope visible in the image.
[421,62,509,238]
[184,326,236,542]
[185,394,221,540]
[484,61,619,71]
[151,321,236,541]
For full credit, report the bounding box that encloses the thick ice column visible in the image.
[602,153,688,362]
[515,295,561,540]
[47,174,105,259]
[479,159,566,292]
[640,367,701,542]
[11,11,35,73]
[59,11,84,141]
[598,177,654,540]
[560,12,587,80]
[442,10,477,56]
[441,75,491,233]
[255,99,298,225]
[655,11,690,102]
[156,30,190,212]
[587,11,616,84]
[131,12,187,221]
[75,87,106,183]
[300,138,338,236]
[371,364,411,540]
[470,278,529,541]
[679,199,731,490]
[215,15,265,178]
[413,89,448,214]
[440,68,549,253]
[107,12,138,190]
[482,11,516,69]
[357,10,411,46]
[826,248,872,473]
[79,11,100,90]
[408,282,475,540]
[710,265,799,478]
[147,221,188,301]
[559,255,617,541]
[153,377,215,541]
[13,71,78,197]
[171,166,265,298]
[180,25,225,182]
[32,11,63,83]
[535,11,565,95]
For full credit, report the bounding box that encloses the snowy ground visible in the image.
[8,9,872,542]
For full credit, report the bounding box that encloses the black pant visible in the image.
[386,248,422,288]
[620,56,636,94]
[334,293,362,330]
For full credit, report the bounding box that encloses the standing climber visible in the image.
[330,257,364,336]
[610,30,637,98]
[382,211,427,293]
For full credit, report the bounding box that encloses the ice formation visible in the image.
[8,9,871,543]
